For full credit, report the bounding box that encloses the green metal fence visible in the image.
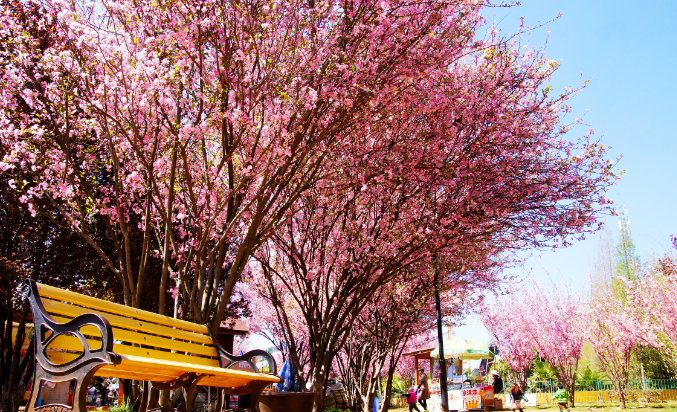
[521,379,677,405]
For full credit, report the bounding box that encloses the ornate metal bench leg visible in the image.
[75,367,104,412]
[248,382,270,412]
[149,373,207,412]
[25,367,44,412]
[223,381,270,412]
[22,280,120,412]
[183,377,204,412]
[25,362,105,412]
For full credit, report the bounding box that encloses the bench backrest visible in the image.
[34,283,221,368]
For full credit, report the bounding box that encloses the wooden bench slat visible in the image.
[96,369,187,382]
[36,283,208,334]
[115,354,281,384]
[44,352,281,387]
[50,315,218,357]
[42,299,213,345]
[42,334,220,367]
[98,366,255,387]
[44,352,181,382]
[114,345,218,367]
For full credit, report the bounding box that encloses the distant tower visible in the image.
[615,204,639,281]
[617,205,631,238]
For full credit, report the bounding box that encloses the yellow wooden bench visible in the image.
[21,280,281,412]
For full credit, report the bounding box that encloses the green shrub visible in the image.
[577,365,606,382]
[109,405,132,412]
[325,407,349,412]
[391,375,411,397]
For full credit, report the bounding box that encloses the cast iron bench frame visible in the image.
[22,280,281,412]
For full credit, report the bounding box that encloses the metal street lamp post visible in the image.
[434,261,449,411]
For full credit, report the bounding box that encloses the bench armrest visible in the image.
[21,279,121,374]
[208,329,277,375]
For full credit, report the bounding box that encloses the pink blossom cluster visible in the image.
[482,281,585,398]
[0,2,620,410]
[484,272,673,410]
[0,0,617,324]
[624,248,677,370]
[583,291,646,409]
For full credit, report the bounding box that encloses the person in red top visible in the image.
[402,387,421,412]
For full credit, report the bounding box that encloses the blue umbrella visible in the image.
[278,360,291,392]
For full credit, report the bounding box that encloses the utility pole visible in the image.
[434,260,449,411]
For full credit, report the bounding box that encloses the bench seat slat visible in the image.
[96,370,182,382]
[51,315,218,357]
[36,283,208,334]
[42,334,219,367]
[111,354,281,386]
[116,345,219,367]
[44,352,281,387]
[42,299,213,345]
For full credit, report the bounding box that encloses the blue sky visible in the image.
[452,0,677,343]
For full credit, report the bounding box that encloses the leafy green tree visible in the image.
[529,359,558,382]
[633,346,674,380]
[611,206,642,295]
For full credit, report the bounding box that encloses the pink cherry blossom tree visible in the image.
[334,284,424,412]
[624,240,677,372]
[333,267,490,412]
[584,292,643,409]
[242,5,615,411]
[484,282,586,405]
[248,195,503,411]
[1,0,509,331]
[482,292,537,389]
[527,283,585,406]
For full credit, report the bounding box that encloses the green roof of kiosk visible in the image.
[429,338,493,360]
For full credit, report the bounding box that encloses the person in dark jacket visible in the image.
[417,369,430,411]
[509,383,525,412]
[491,371,504,394]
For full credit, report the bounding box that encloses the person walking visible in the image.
[402,387,421,412]
[552,383,571,412]
[509,383,525,412]
[417,368,430,411]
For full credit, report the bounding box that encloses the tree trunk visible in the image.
[0,301,31,412]
[615,381,627,409]
[310,378,325,412]
[379,368,396,412]
[567,376,576,408]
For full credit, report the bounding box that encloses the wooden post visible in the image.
[118,381,123,407]
[435,263,448,411]
[641,363,648,391]
[416,356,420,385]
[429,358,433,384]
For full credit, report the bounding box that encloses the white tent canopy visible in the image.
[429,338,493,360]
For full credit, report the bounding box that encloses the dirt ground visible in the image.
[388,403,677,412]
